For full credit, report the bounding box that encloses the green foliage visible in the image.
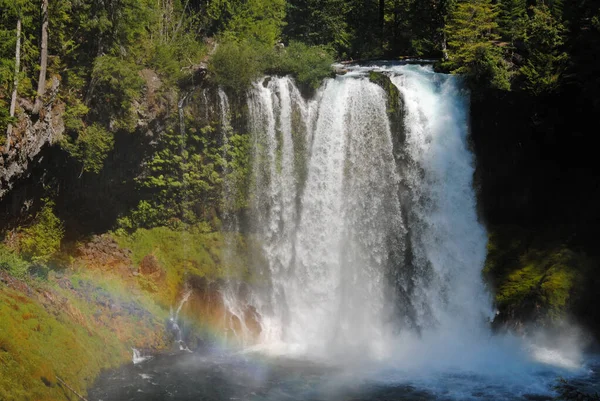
[498,0,527,44]
[444,0,511,90]
[227,0,286,45]
[209,39,269,92]
[0,245,29,279]
[519,4,568,95]
[146,33,206,84]
[62,98,89,132]
[284,0,351,51]
[89,55,144,129]
[124,122,224,229]
[265,41,334,90]
[225,133,252,210]
[210,39,333,93]
[19,200,64,264]
[484,226,588,321]
[208,0,286,46]
[62,123,115,174]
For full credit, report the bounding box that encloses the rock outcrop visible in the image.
[1,77,64,199]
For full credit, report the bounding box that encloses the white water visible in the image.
[218,64,587,398]
[170,290,193,352]
[235,65,492,355]
[132,348,152,364]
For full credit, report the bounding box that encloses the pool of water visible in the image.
[89,349,600,401]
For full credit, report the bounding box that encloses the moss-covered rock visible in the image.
[484,225,591,332]
[368,71,405,149]
[368,71,402,115]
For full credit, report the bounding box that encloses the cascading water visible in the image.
[169,289,193,352]
[221,64,494,358]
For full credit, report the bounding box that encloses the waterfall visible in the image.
[132,348,151,364]
[221,64,492,359]
[169,289,193,352]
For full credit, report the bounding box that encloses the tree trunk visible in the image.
[32,0,48,115]
[379,0,385,45]
[442,30,448,60]
[6,17,22,150]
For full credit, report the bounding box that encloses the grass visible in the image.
[0,224,259,399]
[0,262,171,400]
[0,286,123,400]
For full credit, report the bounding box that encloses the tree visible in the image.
[284,0,351,52]
[6,15,21,149]
[519,4,568,94]
[208,0,286,46]
[443,0,511,90]
[32,0,48,115]
[498,0,527,45]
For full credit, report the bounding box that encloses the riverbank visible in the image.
[0,226,244,400]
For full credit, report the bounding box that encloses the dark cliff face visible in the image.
[0,77,64,201]
[470,88,600,232]
[470,87,600,339]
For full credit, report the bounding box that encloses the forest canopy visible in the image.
[0,0,598,232]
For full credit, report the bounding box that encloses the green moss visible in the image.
[112,226,253,306]
[484,225,588,321]
[0,263,173,400]
[0,287,123,400]
[368,71,401,115]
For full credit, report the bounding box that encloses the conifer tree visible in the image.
[444,0,511,89]
[498,0,527,45]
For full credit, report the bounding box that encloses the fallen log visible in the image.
[57,376,89,401]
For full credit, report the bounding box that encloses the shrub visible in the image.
[20,200,64,264]
[147,33,206,84]
[265,41,334,90]
[210,39,333,93]
[0,245,30,279]
[209,39,269,93]
[89,55,144,130]
[62,123,115,174]
[62,99,89,133]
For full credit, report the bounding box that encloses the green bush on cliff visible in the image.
[0,245,29,279]
[61,123,115,175]
[210,39,333,93]
[20,200,64,264]
[443,0,511,90]
[264,41,334,90]
[128,124,224,230]
[209,39,269,93]
[89,55,144,130]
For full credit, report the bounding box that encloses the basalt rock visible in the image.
[1,77,64,199]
